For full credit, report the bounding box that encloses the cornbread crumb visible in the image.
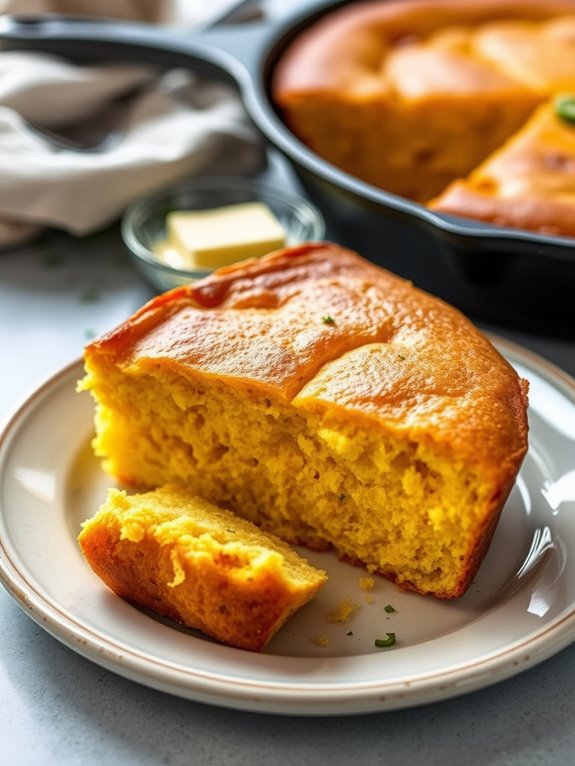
[364,594,374,605]
[358,576,375,590]
[327,596,360,623]
[312,634,330,647]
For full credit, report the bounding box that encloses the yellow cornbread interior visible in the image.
[78,485,326,650]
[81,361,498,598]
[80,486,322,587]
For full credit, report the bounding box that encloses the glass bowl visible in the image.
[121,175,326,292]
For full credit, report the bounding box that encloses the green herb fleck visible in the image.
[321,315,335,325]
[375,633,396,648]
[555,95,575,125]
[79,289,100,304]
[337,493,346,502]
[397,354,406,360]
[384,604,396,613]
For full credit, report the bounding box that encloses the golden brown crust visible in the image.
[431,101,575,235]
[274,0,575,97]
[430,181,575,235]
[86,243,528,479]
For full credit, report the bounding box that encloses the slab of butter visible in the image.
[164,202,286,270]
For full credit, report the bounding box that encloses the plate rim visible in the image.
[1,338,575,715]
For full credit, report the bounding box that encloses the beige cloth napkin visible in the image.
[0,0,265,247]
[0,0,171,22]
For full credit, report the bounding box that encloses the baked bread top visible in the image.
[274,0,575,101]
[86,243,528,483]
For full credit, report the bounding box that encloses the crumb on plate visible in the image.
[327,596,360,623]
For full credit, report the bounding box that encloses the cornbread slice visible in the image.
[78,486,327,651]
[430,98,575,235]
[79,243,529,599]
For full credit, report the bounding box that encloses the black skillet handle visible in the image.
[0,15,268,92]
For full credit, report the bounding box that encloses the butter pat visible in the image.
[165,202,286,269]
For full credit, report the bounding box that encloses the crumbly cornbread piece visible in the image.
[79,243,529,599]
[273,0,575,227]
[327,597,360,624]
[430,99,575,235]
[78,485,327,651]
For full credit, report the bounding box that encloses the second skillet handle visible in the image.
[0,15,266,90]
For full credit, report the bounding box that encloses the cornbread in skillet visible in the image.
[273,0,575,232]
[79,243,529,599]
[430,98,575,235]
[78,485,327,651]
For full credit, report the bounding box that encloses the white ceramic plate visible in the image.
[1,338,575,716]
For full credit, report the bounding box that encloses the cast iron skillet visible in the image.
[0,0,573,335]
